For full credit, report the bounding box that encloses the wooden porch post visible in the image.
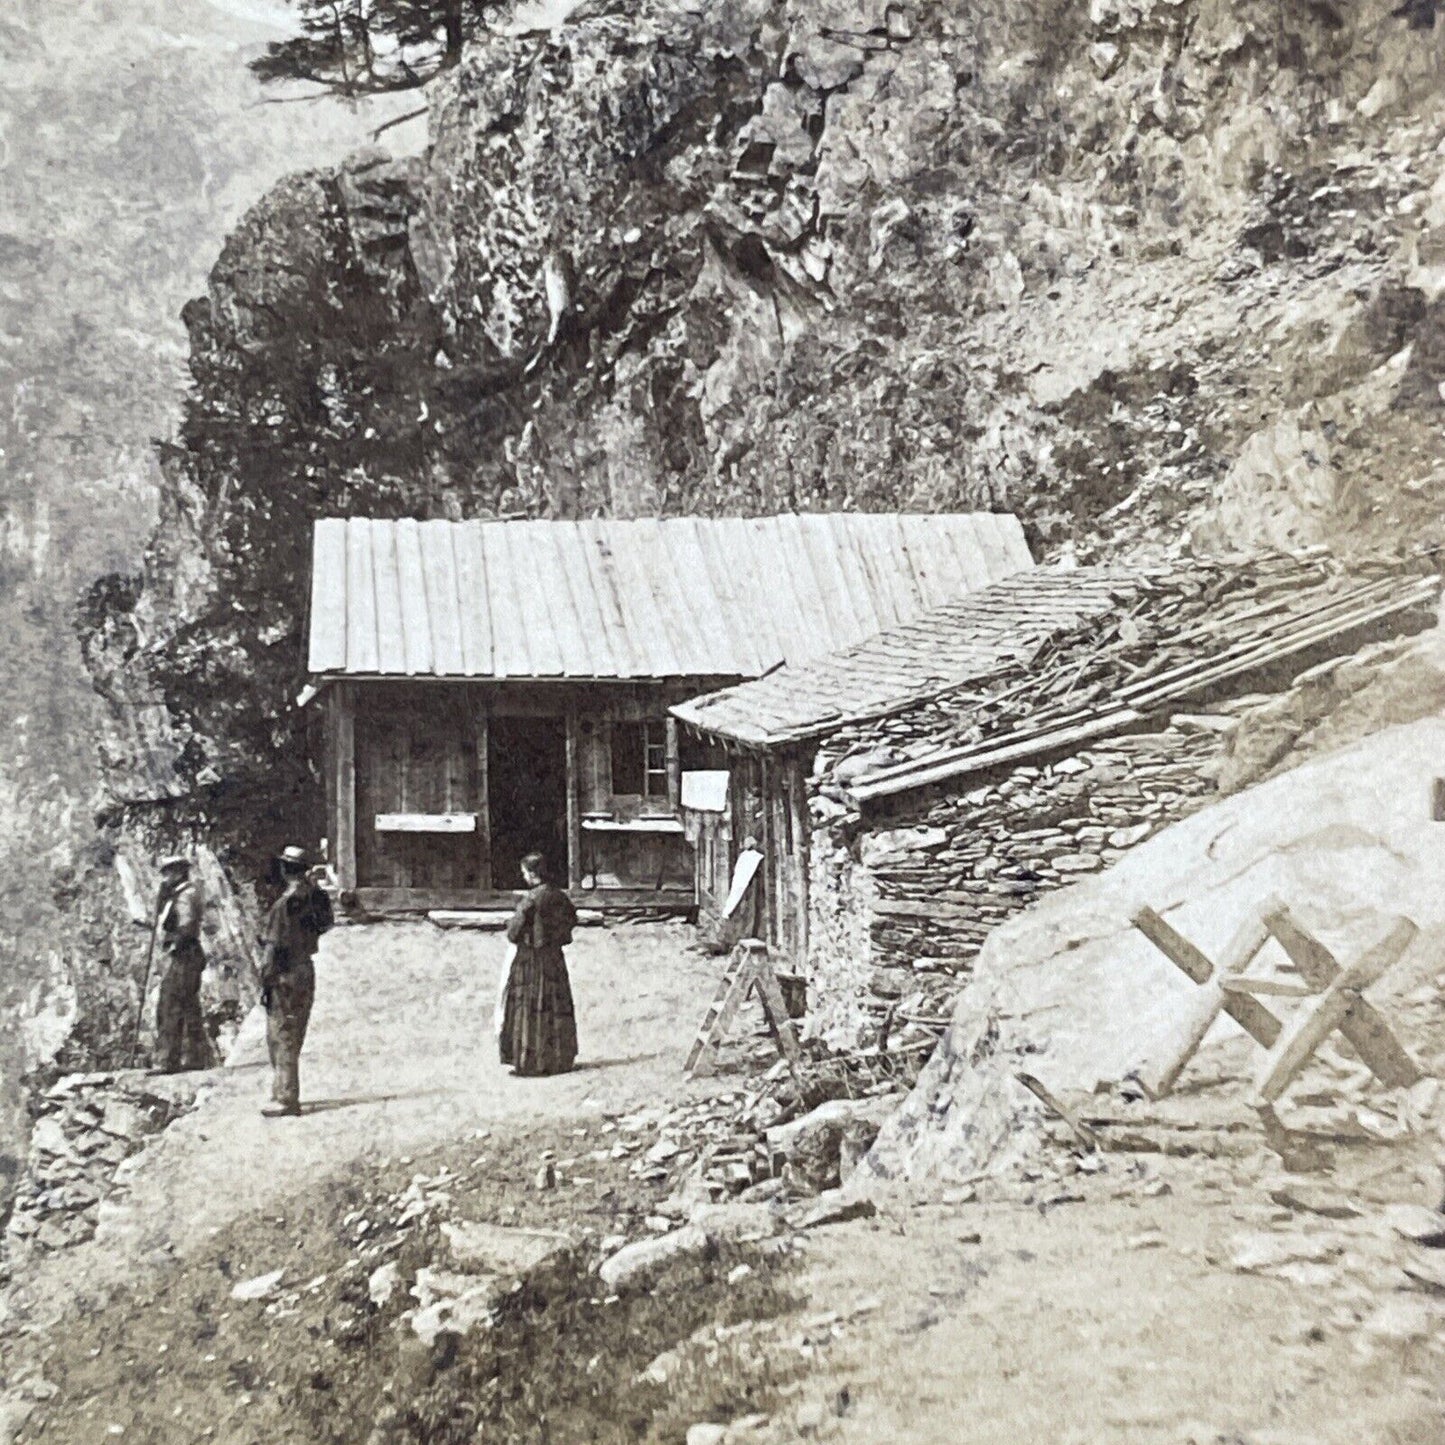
[565,709,582,891]
[335,682,357,892]
[665,716,681,811]
[474,698,491,891]
[790,754,811,962]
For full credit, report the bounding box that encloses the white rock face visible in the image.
[868,719,1445,1183]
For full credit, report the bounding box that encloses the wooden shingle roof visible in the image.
[306,513,1034,681]
[671,568,1137,748]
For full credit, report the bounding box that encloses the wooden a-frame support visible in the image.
[685,938,801,1080]
[1130,899,1422,1105]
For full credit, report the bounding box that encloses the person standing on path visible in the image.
[498,852,579,1076]
[259,845,334,1118]
[154,855,211,1073]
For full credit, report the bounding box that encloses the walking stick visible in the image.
[128,891,166,1068]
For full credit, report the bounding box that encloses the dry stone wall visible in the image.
[805,717,1235,1048]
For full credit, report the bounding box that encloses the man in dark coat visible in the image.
[155,855,211,1073]
[259,845,334,1118]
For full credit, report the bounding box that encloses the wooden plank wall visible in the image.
[330,680,728,901]
[354,693,481,891]
[734,750,811,965]
[565,711,583,890]
[334,684,357,891]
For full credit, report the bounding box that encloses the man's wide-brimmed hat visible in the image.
[159,854,190,872]
[278,845,309,865]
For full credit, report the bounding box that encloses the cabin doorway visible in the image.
[488,716,568,891]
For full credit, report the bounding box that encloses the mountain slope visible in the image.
[0,2,420,1101]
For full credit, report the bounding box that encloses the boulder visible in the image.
[790,1189,878,1231]
[687,1201,787,1242]
[230,1268,285,1302]
[440,1220,571,1276]
[599,1225,710,1291]
[368,1261,402,1307]
[767,1096,898,1195]
[409,1265,501,1346]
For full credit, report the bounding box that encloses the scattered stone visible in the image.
[409,1267,500,1346]
[1383,1204,1445,1248]
[1226,1233,1339,1276]
[1402,1250,1445,1293]
[230,1269,285,1302]
[441,1220,570,1276]
[639,1347,680,1385]
[533,1162,557,1191]
[792,1190,877,1231]
[1125,1230,1165,1251]
[1361,1297,1437,1342]
[686,1426,728,1445]
[368,1261,401,1308]
[1269,1186,1362,1220]
[599,1226,710,1291]
[690,1201,787,1242]
[795,1400,828,1434]
[767,1097,896,1196]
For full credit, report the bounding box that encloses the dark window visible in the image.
[611,721,669,799]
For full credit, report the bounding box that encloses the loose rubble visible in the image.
[5,1070,201,1257]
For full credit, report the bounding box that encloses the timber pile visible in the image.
[807,556,1440,1025]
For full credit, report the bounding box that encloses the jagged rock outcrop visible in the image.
[82,0,1445,922]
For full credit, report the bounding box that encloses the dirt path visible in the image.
[780,1177,1445,1445]
[2,920,720,1336]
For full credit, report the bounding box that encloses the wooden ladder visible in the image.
[684,938,802,1080]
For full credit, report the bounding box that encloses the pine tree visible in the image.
[250,0,491,98]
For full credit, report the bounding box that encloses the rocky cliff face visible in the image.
[85,0,1445,917]
[0,0,423,1138]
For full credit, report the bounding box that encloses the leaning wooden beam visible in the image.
[1129,909,1277,1098]
[1263,905,1424,1090]
[1256,913,1421,1101]
[1015,1072,1101,1151]
[1131,907,1283,1050]
[753,961,802,1069]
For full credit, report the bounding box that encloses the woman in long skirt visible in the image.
[498,852,579,1076]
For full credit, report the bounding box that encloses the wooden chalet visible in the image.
[303,513,1034,914]
[671,568,1129,958]
[671,562,1442,973]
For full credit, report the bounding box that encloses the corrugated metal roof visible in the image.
[307,513,1034,681]
[671,568,1139,748]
